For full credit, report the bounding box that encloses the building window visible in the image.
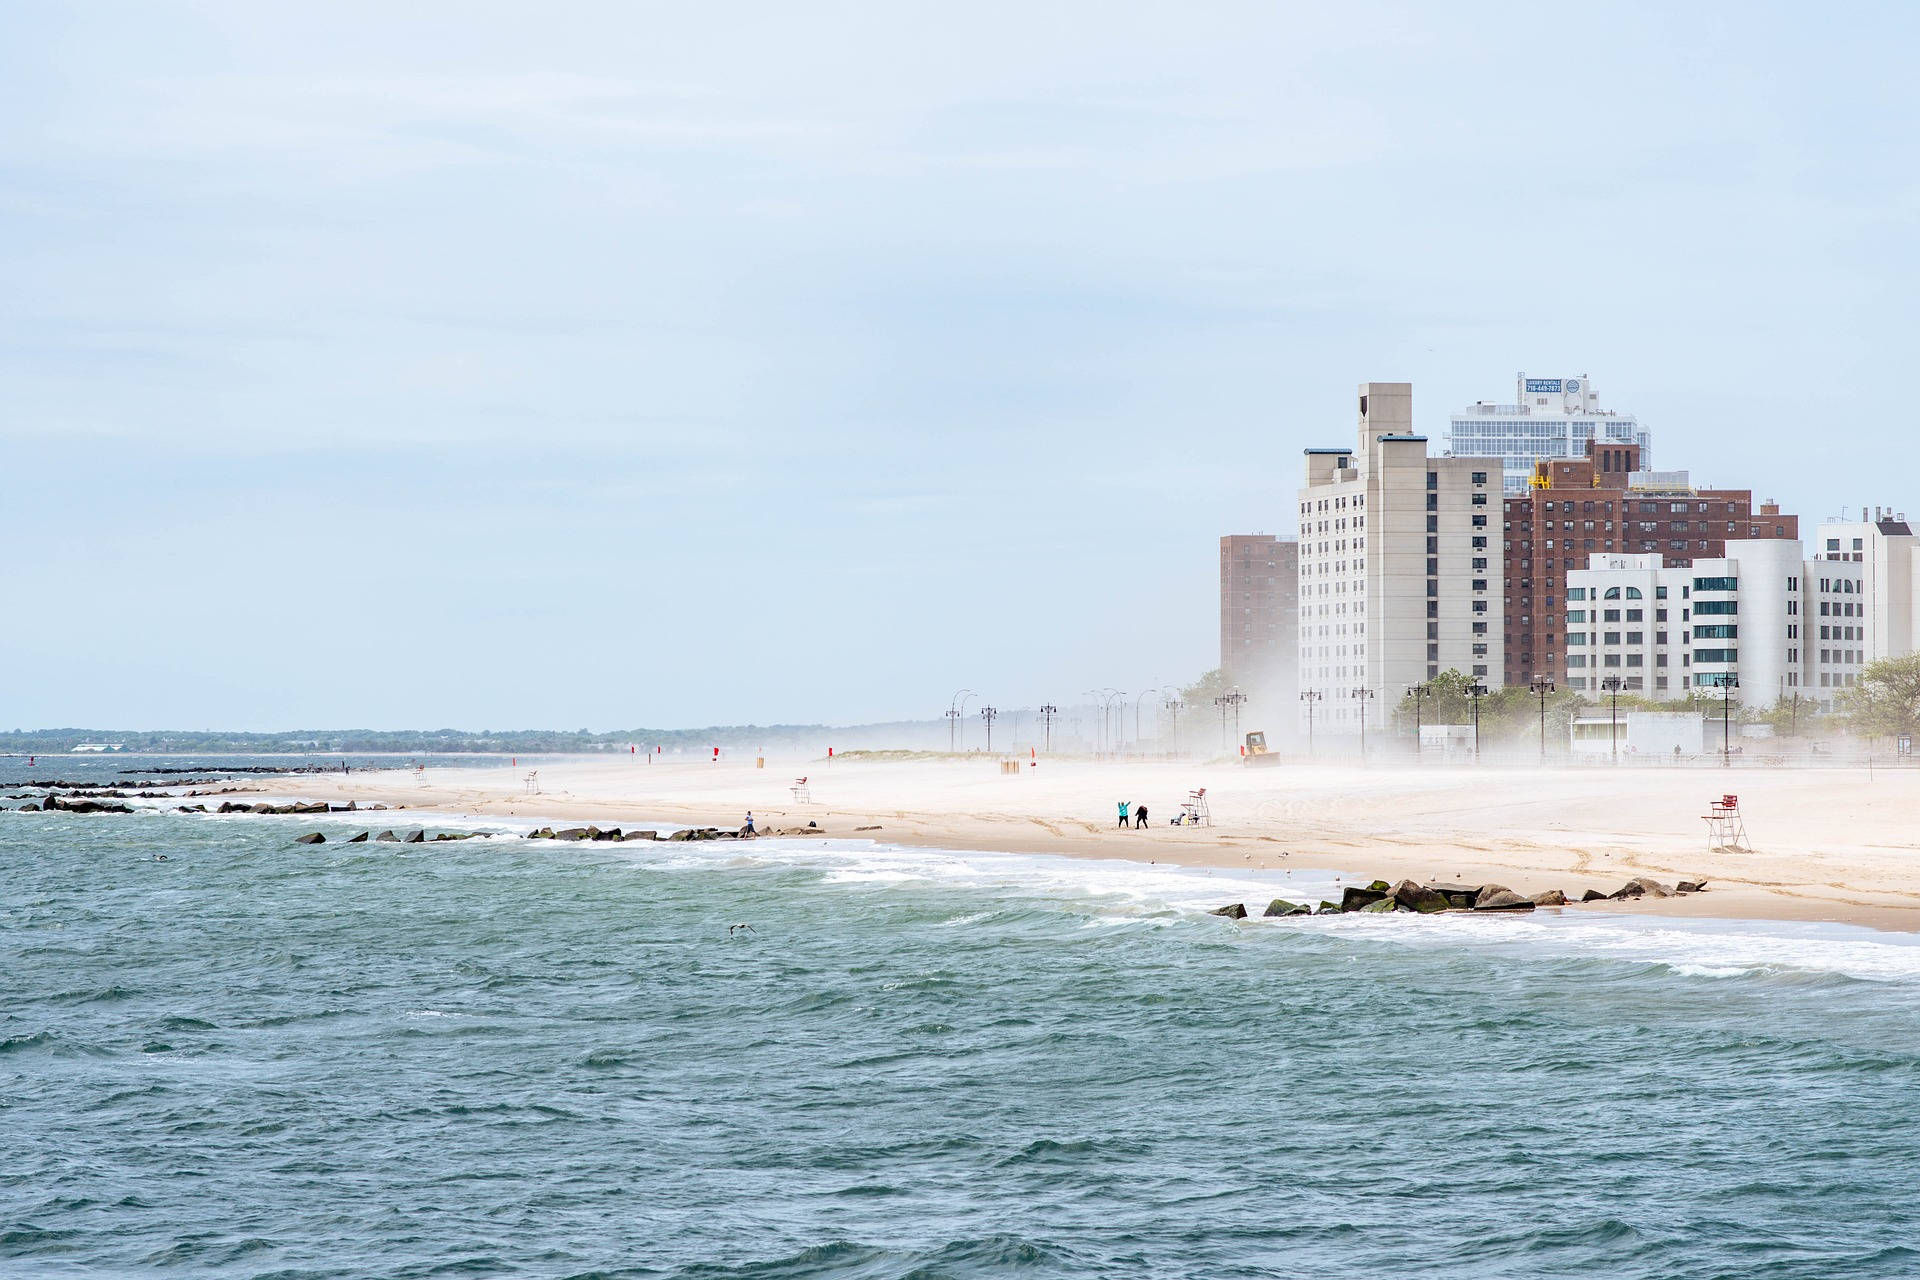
[1694,576,1738,592]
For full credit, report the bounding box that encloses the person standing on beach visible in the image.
[1134,803,1148,829]
[744,811,756,835]
[1117,800,1130,828]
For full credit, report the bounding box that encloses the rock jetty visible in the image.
[1218,875,1709,920]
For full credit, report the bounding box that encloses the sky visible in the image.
[5,1,1918,730]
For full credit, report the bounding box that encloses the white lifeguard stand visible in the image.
[790,776,812,804]
[523,771,540,796]
[1182,787,1212,827]
[1703,793,1751,853]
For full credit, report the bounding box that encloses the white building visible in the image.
[1299,382,1504,734]
[1564,542,1859,714]
[1810,510,1920,665]
[1449,373,1651,495]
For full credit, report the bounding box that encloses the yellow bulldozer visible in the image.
[1243,730,1283,766]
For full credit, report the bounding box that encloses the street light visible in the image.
[1039,704,1058,753]
[1350,687,1374,760]
[1712,673,1739,765]
[946,688,973,753]
[980,705,997,753]
[1466,682,1489,763]
[1299,689,1322,754]
[1215,688,1248,751]
[1160,689,1182,757]
[1408,683,1432,760]
[956,690,977,752]
[1600,675,1623,763]
[1529,677,1556,764]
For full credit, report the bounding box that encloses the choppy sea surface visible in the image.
[5,758,1920,1278]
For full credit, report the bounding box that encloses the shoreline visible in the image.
[178,755,1920,934]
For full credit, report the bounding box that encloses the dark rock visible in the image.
[1359,896,1402,914]
[1472,884,1513,907]
[293,832,325,845]
[1339,885,1388,912]
[528,827,554,839]
[370,804,387,810]
[1390,879,1451,914]
[665,829,694,841]
[1581,889,1610,902]
[347,831,369,842]
[585,826,604,840]
[553,828,590,841]
[46,796,135,814]
[1211,903,1248,919]
[374,830,399,842]
[18,802,39,811]
[624,830,658,841]
[854,824,882,831]
[293,802,327,815]
[1472,890,1536,912]
[1531,889,1568,907]
[432,832,472,841]
[591,828,622,841]
[1316,900,1342,914]
[1263,898,1311,917]
[1628,877,1674,899]
[1366,879,1391,893]
[1676,880,1707,893]
[404,829,425,843]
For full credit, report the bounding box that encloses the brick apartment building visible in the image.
[1501,442,1798,688]
[1220,534,1298,711]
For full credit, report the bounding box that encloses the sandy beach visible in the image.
[236,754,1920,930]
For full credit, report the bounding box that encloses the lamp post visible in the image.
[1408,683,1431,760]
[1040,704,1058,753]
[1713,673,1739,765]
[1466,682,1488,763]
[1351,687,1373,760]
[1215,688,1247,751]
[1529,677,1556,764]
[1300,689,1322,754]
[1600,675,1622,763]
[1161,693,1182,757]
[946,688,973,753]
[980,705,997,753]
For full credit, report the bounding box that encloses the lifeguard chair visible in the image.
[1703,793,1751,853]
[523,770,540,796]
[1181,787,1212,827]
[790,776,812,804]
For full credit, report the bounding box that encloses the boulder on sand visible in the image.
[1676,880,1707,893]
[1211,903,1249,919]
[1472,890,1536,912]
[591,828,622,841]
[1581,889,1609,902]
[1629,877,1674,898]
[1263,898,1311,917]
[1425,882,1482,910]
[293,832,325,845]
[1530,889,1568,906]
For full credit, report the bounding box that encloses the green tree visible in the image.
[1179,668,1234,709]
[1840,654,1920,740]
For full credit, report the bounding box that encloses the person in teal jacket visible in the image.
[1117,800,1130,828]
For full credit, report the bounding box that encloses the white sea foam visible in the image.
[607,833,1920,986]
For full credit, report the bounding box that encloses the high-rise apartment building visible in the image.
[1810,510,1919,664]
[1449,373,1650,495]
[1500,441,1798,689]
[1219,534,1299,714]
[1299,383,1503,734]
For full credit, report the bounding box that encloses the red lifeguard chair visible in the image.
[1703,793,1751,853]
[790,776,812,804]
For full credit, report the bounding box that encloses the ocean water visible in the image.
[6,768,1920,1277]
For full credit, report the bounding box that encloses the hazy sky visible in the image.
[6,1,1916,730]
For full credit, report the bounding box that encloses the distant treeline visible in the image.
[0,721,951,756]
